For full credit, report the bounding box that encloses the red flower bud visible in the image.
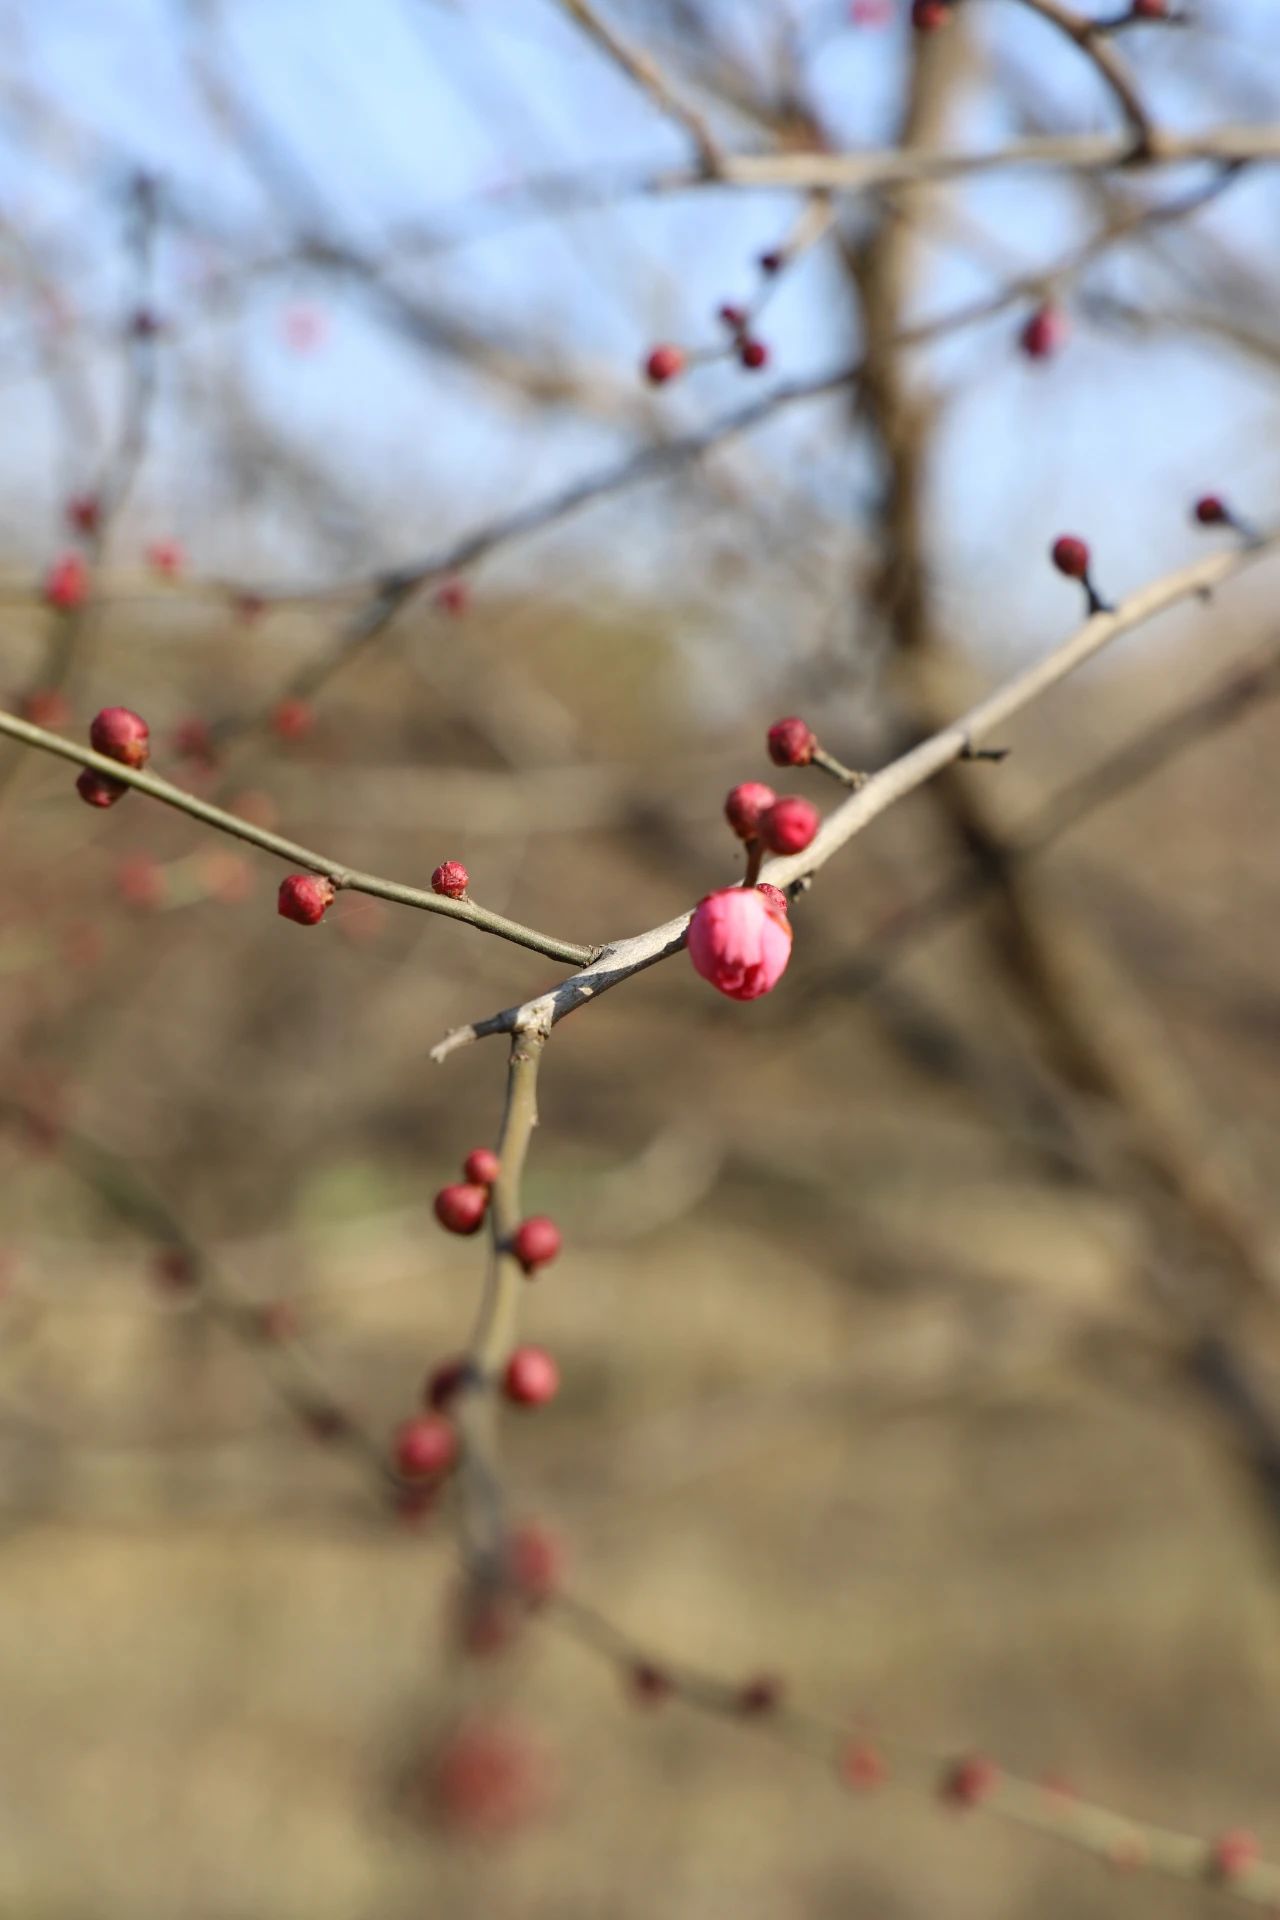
[394,1412,458,1479]
[434,1183,489,1236]
[759,794,820,854]
[511,1215,561,1275]
[644,344,685,386]
[431,859,469,900]
[45,552,88,611]
[146,539,183,579]
[754,882,788,914]
[277,873,335,925]
[738,337,769,371]
[435,577,470,617]
[766,716,816,767]
[76,768,127,809]
[1019,304,1069,360]
[688,886,792,1001]
[270,697,314,740]
[90,706,150,769]
[424,1355,471,1409]
[717,303,748,333]
[1051,535,1090,579]
[430,1718,547,1835]
[1194,494,1227,525]
[724,780,777,841]
[1208,1830,1259,1883]
[912,0,952,25]
[841,1742,887,1790]
[941,1754,999,1808]
[503,1345,559,1407]
[463,1147,500,1188]
[66,492,100,536]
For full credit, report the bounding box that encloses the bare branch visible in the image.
[0,710,598,967]
[555,0,726,175]
[431,526,1279,1059]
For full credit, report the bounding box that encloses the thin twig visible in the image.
[0,709,598,966]
[543,1591,1280,1904]
[455,1029,548,1568]
[555,0,726,175]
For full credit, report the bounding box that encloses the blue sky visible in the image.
[0,0,1276,673]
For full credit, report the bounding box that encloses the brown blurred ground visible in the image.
[0,582,1278,1917]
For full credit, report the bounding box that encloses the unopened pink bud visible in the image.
[759,794,820,854]
[511,1216,561,1274]
[687,886,792,1001]
[432,860,469,899]
[724,780,776,841]
[464,1148,500,1188]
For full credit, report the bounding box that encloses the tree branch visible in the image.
[0,710,598,967]
[431,526,1279,1059]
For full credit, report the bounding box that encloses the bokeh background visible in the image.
[1,0,1280,1914]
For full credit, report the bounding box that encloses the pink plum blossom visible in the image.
[687,886,792,1001]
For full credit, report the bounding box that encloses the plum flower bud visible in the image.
[432,860,469,899]
[76,768,127,809]
[755,883,788,914]
[941,1754,999,1808]
[90,706,150,769]
[277,873,335,925]
[1019,304,1069,360]
[687,886,792,1001]
[45,552,88,611]
[1208,1830,1259,1883]
[759,795,819,854]
[1051,535,1090,579]
[434,1183,489,1235]
[512,1216,561,1275]
[644,344,684,386]
[766,717,816,767]
[724,780,776,841]
[394,1413,458,1479]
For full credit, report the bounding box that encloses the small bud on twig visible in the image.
[277,874,335,925]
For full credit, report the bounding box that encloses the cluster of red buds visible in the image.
[76,705,151,810]
[643,303,772,390]
[689,715,830,1002]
